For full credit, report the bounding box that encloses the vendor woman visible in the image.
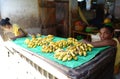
[81,25,120,74]
[0,17,27,40]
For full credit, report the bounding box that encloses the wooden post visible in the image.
[69,0,79,37]
[69,0,72,37]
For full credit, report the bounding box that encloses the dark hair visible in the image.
[0,17,11,26]
[100,24,114,33]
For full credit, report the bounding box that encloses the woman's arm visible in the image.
[11,28,27,40]
[90,40,117,47]
[81,39,117,47]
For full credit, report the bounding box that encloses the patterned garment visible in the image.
[12,24,26,36]
[114,38,120,66]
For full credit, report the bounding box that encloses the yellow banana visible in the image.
[87,44,94,48]
[62,55,68,61]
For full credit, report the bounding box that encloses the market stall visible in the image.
[4,35,116,79]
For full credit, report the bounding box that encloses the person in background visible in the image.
[0,18,27,40]
[81,25,120,74]
[89,4,105,29]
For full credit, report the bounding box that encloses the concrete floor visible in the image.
[0,45,120,79]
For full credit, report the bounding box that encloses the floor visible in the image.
[0,45,120,79]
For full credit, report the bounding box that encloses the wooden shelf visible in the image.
[72,30,98,41]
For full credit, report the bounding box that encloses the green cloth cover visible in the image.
[13,36,109,68]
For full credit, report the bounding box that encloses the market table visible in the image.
[4,36,116,79]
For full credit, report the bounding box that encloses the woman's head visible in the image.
[99,25,114,40]
[0,18,12,30]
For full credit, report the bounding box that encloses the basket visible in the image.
[74,21,85,31]
[85,27,98,33]
[75,25,84,31]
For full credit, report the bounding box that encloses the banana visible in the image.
[87,44,94,48]
[79,51,83,56]
[68,55,72,60]
[80,46,85,51]
[83,51,87,56]
[73,56,78,60]
[87,47,92,51]
[70,51,75,57]
[62,55,68,61]
[58,55,63,60]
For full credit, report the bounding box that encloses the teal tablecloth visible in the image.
[13,36,109,68]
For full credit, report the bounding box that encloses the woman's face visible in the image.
[0,25,11,31]
[99,27,113,40]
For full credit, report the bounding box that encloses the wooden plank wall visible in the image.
[38,0,79,37]
[38,0,56,35]
[55,1,69,37]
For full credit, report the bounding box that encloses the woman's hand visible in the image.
[80,39,90,44]
[10,37,16,40]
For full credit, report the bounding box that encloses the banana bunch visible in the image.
[27,41,37,48]
[54,42,93,61]
[66,42,93,56]
[41,42,59,53]
[24,35,54,48]
[54,49,78,61]
[41,40,69,53]
[32,38,42,46]
[47,34,54,38]
[31,33,42,38]
[44,35,54,41]
[24,38,30,44]
[37,33,42,37]
[26,38,38,48]
[42,45,53,53]
[55,40,68,48]
[67,37,78,45]
[24,37,40,48]
[37,35,54,46]
[31,34,36,38]
[49,42,59,51]
[37,39,50,46]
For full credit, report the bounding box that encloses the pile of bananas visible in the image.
[24,35,94,61]
[24,34,54,48]
[41,42,59,53]
[55,40,68,48]
[54,42,93,61]
[66,42,93,56]
[41,40,68,53]
[41,39,77,53]
[54,49,78,61]
[24,38,38,48]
